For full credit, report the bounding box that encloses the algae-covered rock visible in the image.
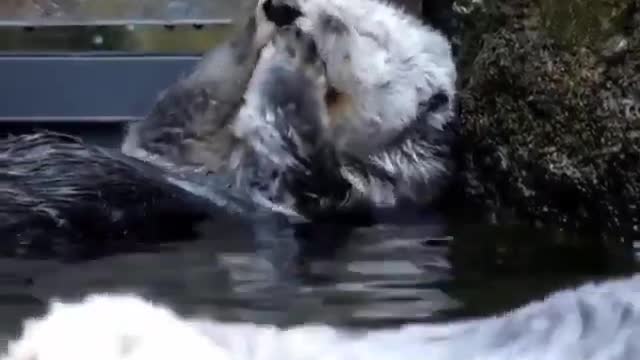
[457,0,640,240]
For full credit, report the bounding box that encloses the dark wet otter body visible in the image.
[0,132,253,261]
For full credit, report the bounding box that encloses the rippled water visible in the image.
[0,209,633,349]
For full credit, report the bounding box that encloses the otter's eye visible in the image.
[263,0,303,27]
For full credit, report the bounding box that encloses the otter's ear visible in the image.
[262,0,303,27]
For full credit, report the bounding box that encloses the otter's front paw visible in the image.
[261,0,303,27]
[273,25,325,75]
[272,25,328,146]
[284,146,351,217]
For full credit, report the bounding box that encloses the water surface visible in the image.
[0,211,633,349]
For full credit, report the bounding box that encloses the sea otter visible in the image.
[5,275,640,360]
[124,0,458,221]
[0,0,457,259]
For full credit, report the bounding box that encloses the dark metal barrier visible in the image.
[0,21,222,146]
[0,54,199,123]
[0,53,202,146]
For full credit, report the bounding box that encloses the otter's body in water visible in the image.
[5,275,640,360]
[0,132,245,260]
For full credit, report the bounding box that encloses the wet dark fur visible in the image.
[0,132,234,261]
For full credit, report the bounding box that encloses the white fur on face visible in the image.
[5,276,640,360]
[290,0,457,156]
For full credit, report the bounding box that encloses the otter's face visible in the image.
[259,0,457,158]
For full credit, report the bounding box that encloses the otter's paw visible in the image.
[261,0,303,27]
[273,25,326,82]
[271,25,329,152]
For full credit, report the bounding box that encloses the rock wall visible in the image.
[455,0,640,241]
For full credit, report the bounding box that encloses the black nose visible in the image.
[262,0,303,27]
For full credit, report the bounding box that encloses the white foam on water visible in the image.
[3,275,640,360]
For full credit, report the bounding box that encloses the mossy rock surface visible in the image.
[456,0,640,240]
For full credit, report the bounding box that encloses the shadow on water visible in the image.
[0,205,635,345]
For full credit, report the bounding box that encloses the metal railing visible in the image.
[0,18,233,27]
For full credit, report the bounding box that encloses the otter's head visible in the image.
[258,0,457,157]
